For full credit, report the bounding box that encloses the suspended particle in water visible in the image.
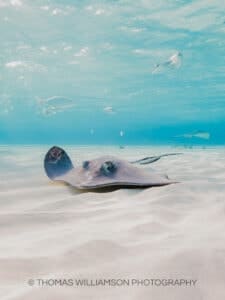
[40,46,48,52]
[120,130,124,137]
[5,60,46,73]
[5,61,25,68]
[63,45,72,51]
[103,106,115,114]
[74,47,89,57]
[40,6,50,11]
[0,94,14,115]
[95,9,105,15]
[10,0,23,7]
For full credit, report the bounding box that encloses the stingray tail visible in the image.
[131,153,183,165]
[44,146,74,180]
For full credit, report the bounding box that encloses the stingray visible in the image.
[44,146,181,190]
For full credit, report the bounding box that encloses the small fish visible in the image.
[37,96,75,116]
[152,51,182,74]
[168,52,182,67]
[175,131,210,140]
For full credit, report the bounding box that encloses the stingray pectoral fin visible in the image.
[131,152,183,165]
[60,159,176,189]
[44,146,74,180]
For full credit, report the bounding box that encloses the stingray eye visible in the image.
[82,160,90,169]
[100,161,117,176]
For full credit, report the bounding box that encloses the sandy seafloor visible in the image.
[0,145,225,300]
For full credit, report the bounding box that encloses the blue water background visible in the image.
[0,0,225,145]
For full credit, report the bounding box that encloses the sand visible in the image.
[0,145,225,299]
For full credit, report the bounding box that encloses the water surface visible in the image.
[0,0,225,145]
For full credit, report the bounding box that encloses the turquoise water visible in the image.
[0,0,225,145]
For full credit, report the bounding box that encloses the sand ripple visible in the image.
[0,146,225,299]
